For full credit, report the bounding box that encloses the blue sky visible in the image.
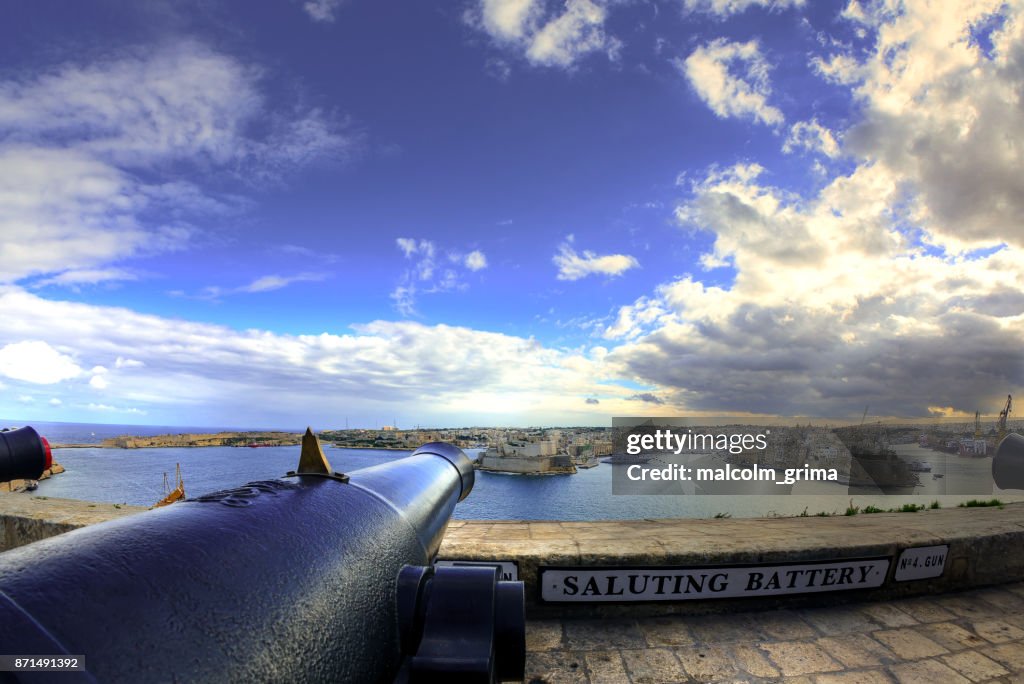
[1,0,1022,428]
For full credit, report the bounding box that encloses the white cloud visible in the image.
[467,0,620,69]
[115,356,144,369]
[680,39,784,126]
[464,250,488,271]
[605,149,1024,417]
[0,147,181,284]
[303,0,344,22]
[89,374,109,390]
[822,0,1024,252]
[783,119,840,157]
[171,273,330,301]
[681,0,805,18]
[0,42,355,285]
[0,287,643,426]
[553,242,639,280]
[392,240,488,315]
[32,268,139,288]
[87,403,146,415]
[49,398,62,407]
[0,340,82,384]
[0,42,262,167]
[479,0,540,40]
[240,273,327,293]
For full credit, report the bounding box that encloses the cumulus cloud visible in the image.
[783,119,840,157]
[464,250,488,271]
[818,0,1024,252]
[553,241,639,281]
[0,340,81,384]
[0,287,638,426]
[680,39,784,126]
[605,151,1024,417]
[467,0,621,69]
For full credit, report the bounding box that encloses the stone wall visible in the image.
[0,495,146,552]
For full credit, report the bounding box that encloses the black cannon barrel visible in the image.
[0,441,477,683]
[0,426,51,482]
[993,433,1024,491]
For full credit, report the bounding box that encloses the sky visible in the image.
[0,0,1022,429]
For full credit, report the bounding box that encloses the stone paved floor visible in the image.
[523,582,1024,683]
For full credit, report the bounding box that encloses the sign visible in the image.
[541,558,890,602]
[894,545,948,582]
[435,560,519,581]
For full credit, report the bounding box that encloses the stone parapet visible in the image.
[438,504,1024,617]
[4,495,1024,619]
[0,495,147,552]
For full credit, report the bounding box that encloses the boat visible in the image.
[907,461,932,472]
[153,464,185,507]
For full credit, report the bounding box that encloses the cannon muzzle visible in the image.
[0,426,51,482]
[993,433,1024,491]
[0,436,523,683]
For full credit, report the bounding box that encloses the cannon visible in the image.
[0,426,51,483]
[0,432,524,683]
[993,433,1024,491]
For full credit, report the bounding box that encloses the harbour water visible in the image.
[11,421,1024,520]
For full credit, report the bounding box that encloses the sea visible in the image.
[7,420,1023,520]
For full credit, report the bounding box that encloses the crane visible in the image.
[997,394,1012,443]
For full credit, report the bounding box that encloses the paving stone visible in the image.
[620,647,687,684]
[801,608,879,636]
[872,628,949,660]
[528,620,565,652]
[525,651,589,684]
[982,644,1024,670]
[941,596,1005,620]
[751,610,819,640]
[731,643,780,678]
[814,670,894,684]
[974,588,1024,612]
[761,641,843,676]
[687,613,765,644]
[941,650,1011,682]
[859,604,917,628]
[582,650,628,684]
[971,619,1024,644]
[563,619,646,651]
[896,597,956,624]
[890,658,971,684]
[816,634,897,668]
[637,616,695,647]
[523,583,1024,682]
[913,622,987,651]
[674,644,738,682]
